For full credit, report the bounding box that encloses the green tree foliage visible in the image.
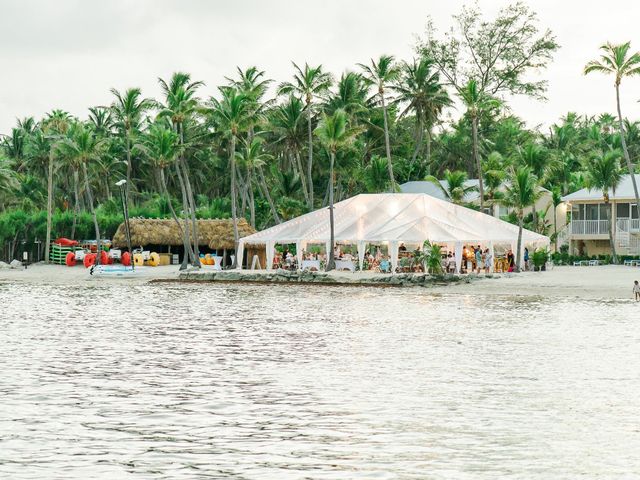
[3,2,640,266]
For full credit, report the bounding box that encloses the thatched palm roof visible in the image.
[112,218,256,250]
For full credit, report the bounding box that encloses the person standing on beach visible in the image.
[634,281,640,301]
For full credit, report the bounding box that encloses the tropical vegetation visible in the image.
[1,2,639,267]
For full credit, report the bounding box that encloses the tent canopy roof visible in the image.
[240,193,549,246]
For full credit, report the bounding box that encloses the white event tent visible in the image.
[237,193,550,272]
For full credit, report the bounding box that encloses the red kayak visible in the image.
[55,237,79,247]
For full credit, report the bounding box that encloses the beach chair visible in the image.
[589,259,599,266]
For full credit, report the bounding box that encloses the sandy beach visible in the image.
[1,263,638,301]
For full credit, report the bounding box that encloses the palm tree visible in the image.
[363,155,390,192]
[270,95,308,206]
[42,110,71,263]
[585,42,640,210]
[425,169,477,205]
[394,56,451,170]
[57,123,104,264]
[483,151,507,215]
[359,55,400,188]
[138,123,194,269]
[315,109,360,271]
[0,155,18,209]
[584,149,623,264]
[517,143,547,229]
[210,87,250,267]
[278,63,332,209]
[57,123,83,239]
[158,72,204,267]
[235,138,272,228]
[503,166,539,272]
[324,71,369,121]
[550,188,563,252]
[458,79,500,212]
[110,87,154,200]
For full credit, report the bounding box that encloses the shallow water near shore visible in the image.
[1,281,639,479]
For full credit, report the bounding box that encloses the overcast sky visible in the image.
[1,0,640,133]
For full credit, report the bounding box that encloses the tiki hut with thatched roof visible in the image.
[112,218,256,264]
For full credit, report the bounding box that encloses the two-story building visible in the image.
[562,174,640,256]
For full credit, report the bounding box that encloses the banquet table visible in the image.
[301,260,321,271]
[334,259,355,272]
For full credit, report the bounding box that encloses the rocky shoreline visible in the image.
[173,269,493,287]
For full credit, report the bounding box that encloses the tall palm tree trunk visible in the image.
[257,166,281,224]
[71,169,80,239]
[425,127,432,176]
[180,159,200,268]
[45,149,54,263]
[516,212,524,272]
[236,165,248,218]
[553,206,558,252]
[411,115,424,164]
[306,104,314,209]
[327,151,336,272]
[294,152,309,205]
[380,93,395,188]
[82,163,101,266]
[125,131,132,203]
[174,162,194,270]
[615,83,640,208]
[472,115,484,212]
[230,135,240,268]
[248,166,256,228]
[605,196,618,264]
[161,168,194,269]
[178,125,200,268]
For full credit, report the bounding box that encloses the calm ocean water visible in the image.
[1,282,639,479]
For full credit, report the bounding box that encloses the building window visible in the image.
[633,204,639,219]
[599,203,610,220]
[617,203,630,219]
[586,204,599,221]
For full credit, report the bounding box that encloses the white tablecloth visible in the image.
[335,259,355,272]
[210,255,223,270]
[301,260,321,271]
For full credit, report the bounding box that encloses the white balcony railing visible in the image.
[569,220,610,235]
[569,219,640,236]
[615,218,640,233]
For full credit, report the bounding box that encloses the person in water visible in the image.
[634,280,640,301]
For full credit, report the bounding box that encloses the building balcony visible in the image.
[568,219,640,236]
[569,220,610,236]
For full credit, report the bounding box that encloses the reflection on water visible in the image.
[1,282,639,479]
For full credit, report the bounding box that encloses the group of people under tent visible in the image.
[270,242,533,273]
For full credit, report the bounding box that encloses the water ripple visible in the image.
[1,283,639,478]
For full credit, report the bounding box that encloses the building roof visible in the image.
[562,174,640,202]
[400,180,480,203]
[113,218,255,249]
[239,193,549,246]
